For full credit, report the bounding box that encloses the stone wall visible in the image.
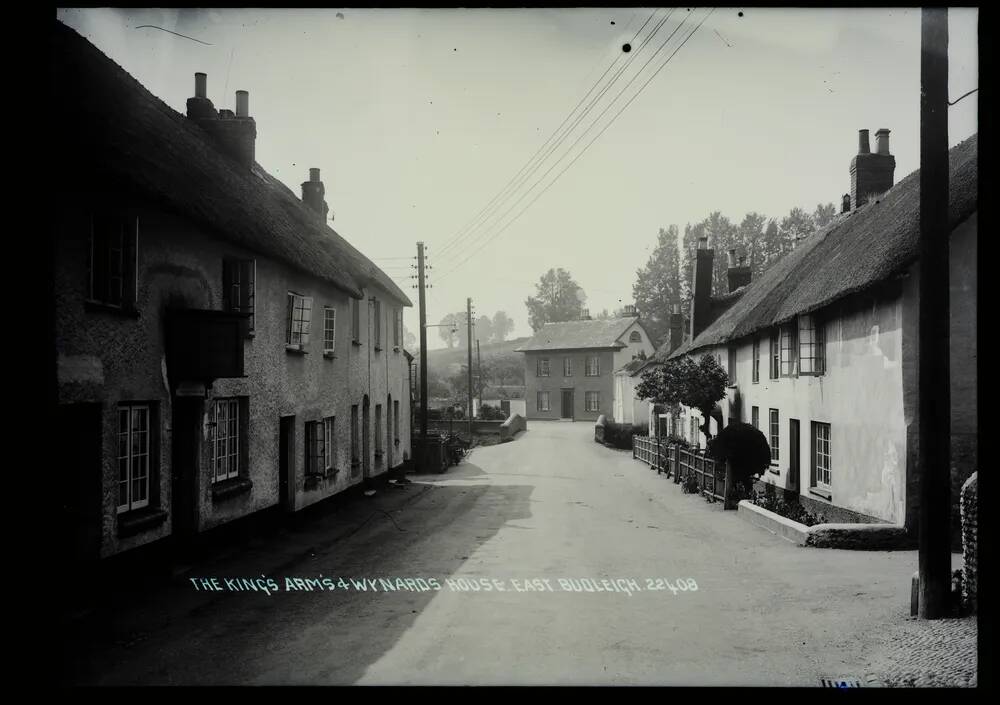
[960,471,977,612]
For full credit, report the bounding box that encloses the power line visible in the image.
[434,9,662,261]
[436,9,714,282]
[438,10,692,273]
[437,9,676,267]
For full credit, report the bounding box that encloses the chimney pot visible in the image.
[235,90,249,118]
[310,167,321,182]
[195,72,207,98]
[858,129,870,154]
[875,128,891,156]
[727,248,737,268]
[842,193,852,213]
[698,236,708,250]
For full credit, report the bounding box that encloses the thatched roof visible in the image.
[515,317,645,352]
[664,133,977,360]
[51,20,410,306]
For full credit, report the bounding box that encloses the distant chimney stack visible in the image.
[668,303,684,354]
[622,304,638,317]
[302,168,330,220]
[186,74,257,169]
[581,309,591,320]
[850,127,895,208]
[841,193,851,213]
[726,247,752,293]
[690,241,714,340]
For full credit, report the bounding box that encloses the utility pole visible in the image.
[416,243,428,449]
[476,338,483,415]
[918,6,951,620]
[466,297,474,438]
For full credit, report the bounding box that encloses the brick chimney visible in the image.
[622,304,638,317]
[850,128,895,208]
[301,168,329,220]
[668,303,684,354]
[689,237,714,340]
[726,249,751,293]
[841,193,851,213]
[186,73,257,168]
[580,309,591,320]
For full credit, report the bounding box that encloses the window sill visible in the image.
[85,299,140,318]
[323,352,337,359]
[351,340,362,347]
[286,344,308,355]
[393,346,401,353]
[244,330,256,340]
[374,346,384,353]
[117,506,168,538]
[212,476,253,502]
[808,487,832,501]
[768,467,780,475]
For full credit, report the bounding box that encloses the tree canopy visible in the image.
[636,354,728,440]
[525,268,586,332]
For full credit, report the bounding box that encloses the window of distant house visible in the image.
[752,337,760,384]
[779,324,797,376]
[769,329,780,379]
[323,306,336,356]
[350,405,360,473]
[798,315,825,375]
[373,299,382,350]
[223,258,255,334]
[537,391,550,412]
[89,213,138,309]
[375,404,383,458]
[769,409,780,463]
[351,298,361,344]
[585,391,600,412]
[813,422,831,489]
[286,292,312,350]
[537,358,551,377]
[629,331,642,342]
[209,397,243,483]
[563,357,573,377]
[393,400,400,441]
[117,403,152,513]
[585,356,601,377]
[751,406,759,430]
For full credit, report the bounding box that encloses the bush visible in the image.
[478,404,508,420]
[681,472,700,494]
[750,486,824,526]
[632,422,650,438]
[708,422,771,497]
[601,420,635,449]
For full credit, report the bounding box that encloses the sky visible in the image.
[56,7,978,349]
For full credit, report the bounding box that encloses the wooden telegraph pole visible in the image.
[917,6,951,620]
[466,297,474,438]
[417,242,428,446]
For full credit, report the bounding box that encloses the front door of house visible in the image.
[57,403,103,563]
[788,418,800,492]
[172,396,202,542]
[561,389,574,419]
[279,415,295,512]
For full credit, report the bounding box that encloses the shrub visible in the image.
[681,472,700,494]
[478,404,508,420]
[632,422,650,438]
[601,420,635,449]
[707,422,771,496]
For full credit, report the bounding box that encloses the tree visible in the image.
[491,311,515,342]
[438,313,459,348]
[734,212,768,279]
[635,354,728,440]
[701,212,738,297]
[525,268,586,332]
[633,225,682,347]
[489,352,525,386]
[780,206,816,250]
[475,315,494,345]
[403,324,417,349]
[812,202,836,229]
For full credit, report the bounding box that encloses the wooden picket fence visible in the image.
[633,436,730,506]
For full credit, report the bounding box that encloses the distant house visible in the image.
[655,129,977,530]
[473,386,527,418]
[516,307,655,421]
[52,20,412,563]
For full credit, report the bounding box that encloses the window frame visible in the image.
[812,421,832,490]
[798,314,825,376]
[629,330,642,343]
[117,402,152,513]
[209,397,243,484]
[286,292,313,351]
[537,357,551,377]
[779,323,797,377]
[751,405,759,430]
[351,298,361,345]
[585,355,601,377]
[752,337,760,384]
[373,298,383,351]
[769,408,780,463]
[323,306,336,356]
[769,329,780,380]
[563,357,573,377]
[585,391,600,412]
[223,258,256,335]
[88,213,139,311]
[727,345,737,385]
[537,391,550,412]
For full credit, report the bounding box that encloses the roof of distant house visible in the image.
[515,317,647,352]
[617,356,656,377]
[662,133,978,361]
[52,20,410,306]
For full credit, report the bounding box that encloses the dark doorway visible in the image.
[362,395,371,479]
[788,418,800,492]
[500,400,511,416]
[279,415,296,512]
[57,403,103,563]
[560,389,574,419]
[172,397,203,541]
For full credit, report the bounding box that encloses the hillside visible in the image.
[424,337,530,380]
